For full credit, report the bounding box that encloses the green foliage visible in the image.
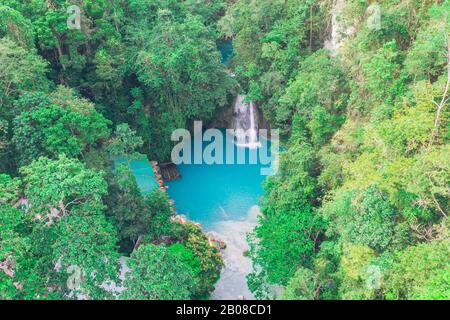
[0,203,31,299]
[0,37,50,111]
[0,0,236,165]
[0,118,7,157]
[385,240,450,300]
[220,0,328,124]
[362,40,403,107]
[1,0,448,301]
[0,5,34,48]
[402,145,450,217]
[1,156,121,300]
[106,165,175,252]
[0,173,20,203]
[108,123,144,159]
[52,212,119,299]
[106,164,149,247]
[144,189,175,240]
[120,244,196,300]
[168,243,202,278]
[248,142,324,298]
[12,87,111,167]
[235,0,449,301]
[127,8,235,159]
[249,204,320,297]
[278,50,348,141]
[175,222,223,298]
[324,186,398,252]
[0,0,227,300]
[20,155,108,220]
[404,2,450,80]
[280,267,321,300]
[338,244,378,300]
[168,242,204,296]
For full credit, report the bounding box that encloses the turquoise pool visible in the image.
[218,39,234,67]
[113,157,158,194]
[114,130,276,299]
[166,130,275,299]
[166,131,273,230]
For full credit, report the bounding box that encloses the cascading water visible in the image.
[234,95,261,148]
[324,0,354,56]
[249,100,257,144]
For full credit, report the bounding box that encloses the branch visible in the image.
[429,39,450,147]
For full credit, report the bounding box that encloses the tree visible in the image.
[52,212,119,299]
[168,243,202,277]
[278,50,348,141]
[219,0,328,124]
[362,40,403,108]
[144,189,175,240]
[0,6,34,48]
[404,1,449,81]
[0,118,7,154]
[404,145,449,219]
[12,87,112,167]
[2,0,449,301]
[19,155,108,223]
[120,244,196,300]
[0,173,20,204]
[17,156,120,299]
[324,186,398,252]
[0,174,30,299]
[385,240,450,300]
[338,244,378,300]
[106,164,152,251]
[108,123,144,159]
[127,8,235,160]
[0,37,50,110]
[0,204,31,299]
[248,142,323,298]
[280,267,322,300]
[168,242,202,293]
[1,158,121,300]
[175,222,223,298]
[174,222,224,299]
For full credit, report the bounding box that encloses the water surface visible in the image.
[167,131,274,300]
[114,157,157,194]
[217,39,234,67]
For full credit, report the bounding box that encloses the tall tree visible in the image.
[120,244,196,300]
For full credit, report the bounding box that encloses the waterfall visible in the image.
[234,95,260,148]
[249,100,257,144]
[324,0,354,56]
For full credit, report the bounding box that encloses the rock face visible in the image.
[257,106,272,138]
[159,162,181,182]
[208,95,270,133]
[324,0,354,56]
[208,98,236,129]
